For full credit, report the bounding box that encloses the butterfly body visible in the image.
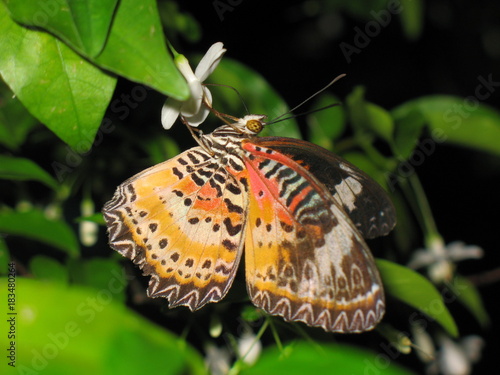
[103,115,395,332]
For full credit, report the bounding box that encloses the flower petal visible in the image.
[161,99,182,129]
[175,54,198,83]
[195,42,226,82]
[183,104,210,127]
[202,86,213,108]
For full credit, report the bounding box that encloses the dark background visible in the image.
[172,0,500,373]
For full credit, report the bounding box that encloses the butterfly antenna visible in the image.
[270,73,346,123]
[265,103,341,126]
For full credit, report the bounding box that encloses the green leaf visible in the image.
[3,0,188,100]
[307,93,345,150]
[0,2,117,152]
[0,278,206,375]
[452,275,490,328]
[0,82,38,150]
[30,255,69,284]
[346,86,394,143]
[392,108,426,159]
[75,212,105,225]
[391,95,500,156]
[242,341,415,375]
[0,209,79,256]
[376,259,458,337]
[158,1,201,43]
[68,258,126,303]
[4,0,119,57]
[210,58,301,139]
[0,155,58,189]
[93,0,189,99]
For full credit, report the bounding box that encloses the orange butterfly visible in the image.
[103,114,396,332]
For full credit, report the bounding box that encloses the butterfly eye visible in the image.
[246,119,263,133]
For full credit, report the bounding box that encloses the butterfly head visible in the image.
[234,114,267,135]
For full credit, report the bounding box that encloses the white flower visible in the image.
[412,320,484,375]
[237,330,261,365]
[433,334,484,375]
[408,239,484,283]
[161,42,226,129]
[79,198,98,247]
[205,344,230,375]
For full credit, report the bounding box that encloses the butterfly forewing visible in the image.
[240,141,385,332]
[103,147,247,310]
[252,137,396,239]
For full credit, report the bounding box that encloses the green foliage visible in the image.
[240,341,415,375]
[0,155,58,189]
[0,208,79,256]
[0,4,117,151]
[0,1,497,374]
[4,0,119,57]
[452,275,490,328]
[0,278,206,375]
[0,0,188,151]
[29,255,69,284]
[0,83,38,150]
[210,58,301,138]
[306,93,345,150]
[392,95,500,156]
[377,259,458,337]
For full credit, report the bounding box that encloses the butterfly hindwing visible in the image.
[103,147,247,310]
[241,141,384,332]
[252,137,396,239]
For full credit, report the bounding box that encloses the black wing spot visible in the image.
[172,189,184,197]
[222,239,237,251]
[224,198,244,214]
[223,217,242,236]
[173,167,183,179]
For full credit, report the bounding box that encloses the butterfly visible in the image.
[103,114,396,333]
